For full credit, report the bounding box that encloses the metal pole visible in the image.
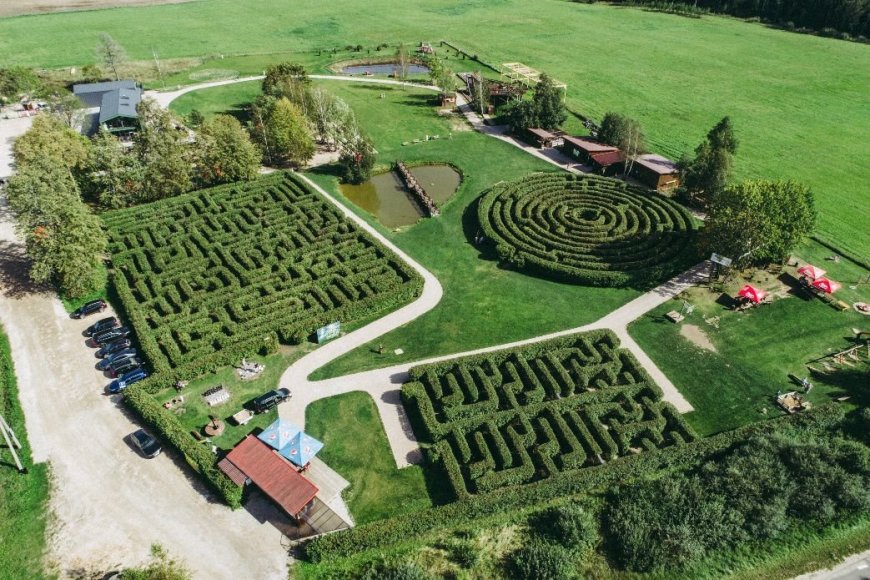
[0,415,24,473]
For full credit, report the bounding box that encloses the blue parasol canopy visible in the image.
[278,430,324,467]
[258,418,301,451]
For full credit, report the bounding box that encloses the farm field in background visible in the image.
[2,0,869,257]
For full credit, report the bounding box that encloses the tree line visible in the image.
[608,0,870,40]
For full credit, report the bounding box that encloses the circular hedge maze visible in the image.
[478,173,698,287]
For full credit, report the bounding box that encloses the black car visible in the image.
[85,316,119,337]
[71,299,107,319]
[92,326,131,346]
[96,338,132,359]
[129,429,161,458]
[96,349,138,371]
[252,388,291,413]
[109,357,142,378]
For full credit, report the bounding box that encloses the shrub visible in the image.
[531,502,598,550]
[360,559,432,580]
[507,538,576,580]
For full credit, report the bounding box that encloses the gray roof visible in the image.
[634,153,678,175]
[73,80,138,107]
[99,87,141,124]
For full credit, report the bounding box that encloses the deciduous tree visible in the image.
[6,157,107,298]
[597,112,646,175]
[339,133,376,184]
[533,73,567,131]
[12,115,90,170]
[195,114,261,185]
[250,97,315,167]
[704,179,816,266]
[86,128,144,209]
[133,98,193,201]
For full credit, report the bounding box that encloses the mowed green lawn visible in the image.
[0,327,50,578]
[304,392,432,524]
[172,80,641,374]
[3,1,869,256]
[629,240,870,436]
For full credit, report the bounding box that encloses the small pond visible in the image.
[340,62,430,76]
[340,165,461,228]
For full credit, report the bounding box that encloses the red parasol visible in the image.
[798,264,826,279]
[737,284,767,304]
[811,277,841,294]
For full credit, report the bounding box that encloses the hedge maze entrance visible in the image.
[104,172,422,378]
[478,173,697,287]
[402,330,697,498]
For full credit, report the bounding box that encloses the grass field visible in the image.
[0,326,50,579]
[171,80,642,374]
[629,239,870,436]
[3,0,869,257]
[304,392,433,524]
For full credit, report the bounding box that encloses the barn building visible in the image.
[589,150,625,176]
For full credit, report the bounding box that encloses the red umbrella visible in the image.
[737,284,767,304]
[798,264,826,279]
[811,277,841,294]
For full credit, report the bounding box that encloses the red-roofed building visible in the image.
[589,150,625,176]
[218,435,318,520]
[561,136,617,164]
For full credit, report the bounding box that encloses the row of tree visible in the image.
[253,62,376,183]
[614,0,870,39]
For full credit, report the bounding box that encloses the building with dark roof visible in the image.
[561,136,618,164]
[73,80,141,135]
[589,150,625,176]
[632,153,681,191]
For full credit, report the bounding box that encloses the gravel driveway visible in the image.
[0,198,290,578]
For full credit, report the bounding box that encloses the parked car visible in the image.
[95,338,132,358]
[251,388,291,413]
[108,357,142,378]
[96,349,138,371]
[92,326,130,346]
[85,316,119,337]
[106,368,148,393]
[129,429,162,458]
[71,299,107,319]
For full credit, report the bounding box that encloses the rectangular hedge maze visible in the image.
[104,172,422,378]
[402,330,697,498]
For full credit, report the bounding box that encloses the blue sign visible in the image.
[316,321,341,344]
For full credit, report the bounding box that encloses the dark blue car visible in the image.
[96,349,138,371]
[107,368,148,394]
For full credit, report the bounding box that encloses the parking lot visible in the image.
[0,198,290,578]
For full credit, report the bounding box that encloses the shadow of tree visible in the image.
[0,239,51,298]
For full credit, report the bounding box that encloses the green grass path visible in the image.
[0,326,50,578]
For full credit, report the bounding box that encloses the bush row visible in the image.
[303,404,847,562]
[477,173,698,287]
[103,171,423,379]
[402,329,697,496]
[124,385,242,508]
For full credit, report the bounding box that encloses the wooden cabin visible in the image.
[631,153,681,192]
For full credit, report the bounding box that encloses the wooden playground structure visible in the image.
[805,329,870,376]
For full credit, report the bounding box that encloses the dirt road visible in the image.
[0,198,290,578]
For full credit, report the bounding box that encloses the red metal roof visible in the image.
[222,435,318,516]
[562,135,617,153]
[217,457,247,486]
[590,150,625,167]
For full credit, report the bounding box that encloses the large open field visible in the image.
[2,0,869,257]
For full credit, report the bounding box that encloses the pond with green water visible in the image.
[340,165,461,228]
